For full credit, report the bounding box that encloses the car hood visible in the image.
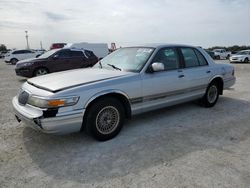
[27,68,132,92]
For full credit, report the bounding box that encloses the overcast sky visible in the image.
[0,0,249,49]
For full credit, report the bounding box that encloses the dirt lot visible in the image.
[0,59,250,188]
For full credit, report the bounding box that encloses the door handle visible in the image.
[206,70,211,73]
[178,74,185,78]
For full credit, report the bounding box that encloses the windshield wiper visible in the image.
[107,64,121,71]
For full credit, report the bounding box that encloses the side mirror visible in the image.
[53,54,59,59]
[150,62,164,73]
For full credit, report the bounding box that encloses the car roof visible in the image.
[124,43,197,49]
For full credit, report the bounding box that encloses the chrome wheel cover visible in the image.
[96,106,120,135]
[36,69,47,76]
[207,85,218,103]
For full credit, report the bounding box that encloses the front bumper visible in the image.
[229,58,244,63]
[15,68,33,77]
[12,96,84,134]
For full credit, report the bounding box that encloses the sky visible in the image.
[0,0,249,50]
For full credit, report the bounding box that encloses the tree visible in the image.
[0,44,7,51]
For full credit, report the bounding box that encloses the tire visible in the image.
[33,67,48,77]
[216,55,220,60]
[201,82,219,108]
[10,58,18,65]
[226,54,230,59]
[244,58,249,63]
[84,97,125,141]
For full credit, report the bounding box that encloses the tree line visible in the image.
[207,45,250,53]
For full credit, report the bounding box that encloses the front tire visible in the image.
[10,58,18,65]
[85,97,125,141]
[244,58,249,63]
[201,83,219,108]
[33,68,48,77]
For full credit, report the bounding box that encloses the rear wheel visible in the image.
[84,97,125,141]
[10,58,18,65]
[244,58,249,63]
[34,68,48,77]
[201,82,219,107]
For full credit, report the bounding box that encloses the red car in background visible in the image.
[50,43,67,50]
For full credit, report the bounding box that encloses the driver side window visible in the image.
[56,50,70,58]
[152,48,179,71]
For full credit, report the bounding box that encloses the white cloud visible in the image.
[0,0,249,49]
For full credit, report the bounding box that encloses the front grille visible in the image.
[18,90,29,105]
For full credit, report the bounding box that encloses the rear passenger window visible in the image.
[180,48,199,68]
[57,50,71,58]
[194,49,208,66]
[70,51,83,57]
[152,48,179,71]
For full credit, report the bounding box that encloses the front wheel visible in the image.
[201,83,219,108]
[10,58,18,65]
[84,97,125,141]
[244,58,249,63]
[33,68,48,77]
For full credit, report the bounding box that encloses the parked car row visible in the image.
[13,44,236,141]
[15,48,98,77]
[9,43,108,78]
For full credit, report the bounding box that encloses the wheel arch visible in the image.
[81,90,132,132]
[84,90,132,118]
[209,76,224,95]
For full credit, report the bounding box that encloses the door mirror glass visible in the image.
[151,62,164,72]
[53,54,59,59]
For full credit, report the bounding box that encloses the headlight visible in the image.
[23,62,34,66]
[27,96,79,108]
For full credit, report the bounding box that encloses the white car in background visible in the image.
[213,49,231,60]
[4,50,42,65]
[229,50,250,63]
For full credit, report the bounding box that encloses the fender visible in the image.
[84,89,131,109]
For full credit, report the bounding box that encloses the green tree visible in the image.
[0,44,7,51]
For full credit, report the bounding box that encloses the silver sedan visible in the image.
[13,44,236,141]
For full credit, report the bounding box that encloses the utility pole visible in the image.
[25,31,30,49]
[40,41,43,50]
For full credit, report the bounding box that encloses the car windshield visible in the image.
[236,51,248,55]
[38,49,60,58]
[93,47,154,72]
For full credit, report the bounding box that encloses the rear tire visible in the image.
[33,68,48,77]
[84,97,125,141]
[10,58,18,65]
[201,82,219,108]
[244,58,249,63]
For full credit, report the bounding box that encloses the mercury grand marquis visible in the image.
[13,44,236,141]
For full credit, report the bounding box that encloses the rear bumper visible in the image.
[12,96,84,134]
[224,77,236,89]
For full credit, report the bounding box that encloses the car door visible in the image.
[50,49,72,72]
[68,50,87,69]
[140,47,187,112]
[178,47,212,98]
[14,50,25,60]
[25,50,36,59]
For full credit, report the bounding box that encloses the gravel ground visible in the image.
[0,59,250,188]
